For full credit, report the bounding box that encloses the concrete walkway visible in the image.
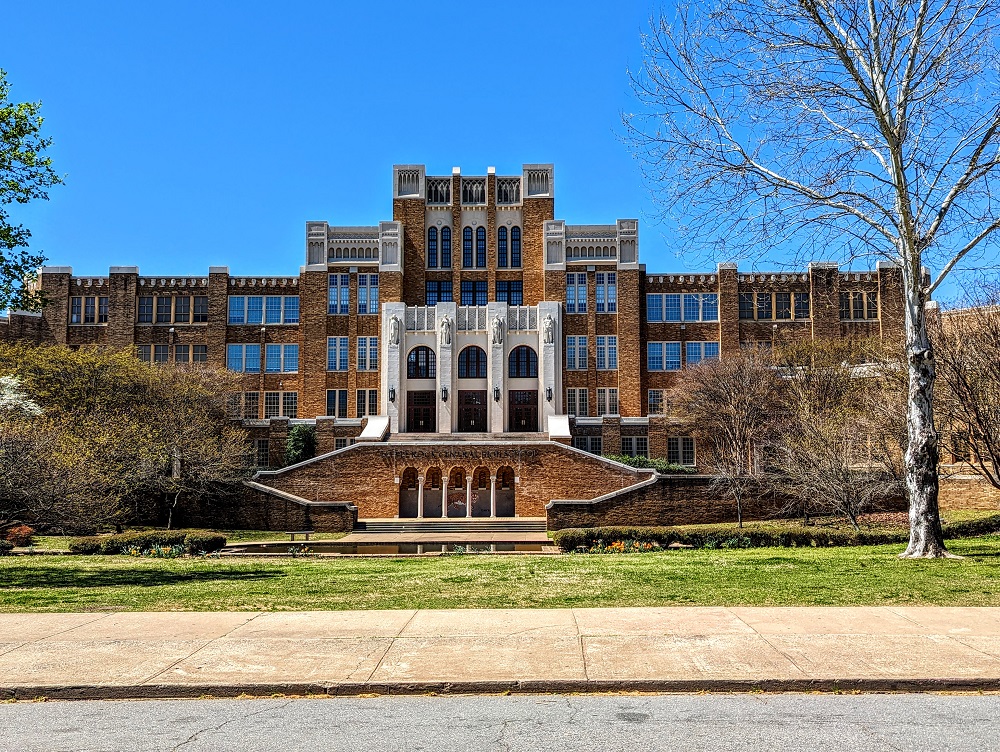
[2,607,1000,699]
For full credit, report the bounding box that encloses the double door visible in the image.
[458,390,487,433]
[406,390,436,433]
[508,390,538,432]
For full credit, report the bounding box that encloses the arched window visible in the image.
[427,227,438,268]
[407,346,436,379]
[508,345,538,378]
[497,227,508,268]
[458,346,488,379]
[440,227,452,268]
[463,227,474,267]
[476,226,487,267]
[511,227,522,268]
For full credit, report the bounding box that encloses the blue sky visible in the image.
[2,1,989,300]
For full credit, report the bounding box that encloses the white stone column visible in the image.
[417,475,425,519]
[490,475,497,518]
[436,302,457,434]
[382,302,407,433]
[538,301,562,434]
[465,477,473,518]
[487,302,508,433]
[442,477,449,518]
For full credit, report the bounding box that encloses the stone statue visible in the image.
[542,314,555,345]
[491,315,505,346]
[439,315,453,347]
[388,315,400,347]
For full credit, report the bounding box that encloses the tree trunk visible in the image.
[899,273,952,558]
[166,491,181,531]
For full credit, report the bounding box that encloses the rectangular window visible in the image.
[175,345,190,363]
[282,392,298,419]
[192,344,207,362]
[667,436,696,466]
[701,293,719,322]
[665,341,682,370]
[254,439,270,468]
[597,387,619,416]
[356,274,378,315]
[174,296,190,323]
[840,292,851,320]
[664,294,681,322]
[357,389,368,417]
[572,436,602,455]
[648,389,664,415]
[461,280,488,306]
[775,292,791,320]
[357,337,378,371]
[685,341,720,366]
[243,392,259,419]
[683,294,700,322]
[608,336,618,370]
[326,389,349,418]
[596,272,617,313]
[70,297,82,324]
[794,292,810,320]
[193,295,208,323]
[566,273,587,314]
[265,344,281,373]
[866,291,878,319]
[426,281,453,305]
[621,437,649,458]
[246,296,264,325]
[226,344,260,373]
[328,274,350,315]
[137,344,151,362]
[566,336,587,370]
[851,291,865,320]
[283,296,300,323]
[154,344,169,363]
[327,337,349,371]
[756,292,772,320]
[83,297,96,324]
[228,296,246,324]
[646,293,663,322]
[264,392,281,418]
[566,387,589,417]
[496,281,523,305]
[264,296,282,324]
[156,297,172,323]
[98,296,109,324]
[284,344,299,372]
[739,292,754,320]
[369,389,378,417]
[647,342,663,371]
[137,296,153,323]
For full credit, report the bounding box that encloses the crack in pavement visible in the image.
[169,698,293,751]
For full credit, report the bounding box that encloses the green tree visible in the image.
[0,69,61,311]
[285,424,317,466]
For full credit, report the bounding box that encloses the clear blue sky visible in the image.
[2,1,985,300]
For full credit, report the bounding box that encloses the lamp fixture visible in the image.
[389,386,396,403]
[545,387,553,402]
[493,386,501,402]
[441,387,448,402]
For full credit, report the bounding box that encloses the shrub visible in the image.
[68,537,102,555]
[5,525,36,546]
[0,540,13,556]
[943,513,1000,539]
[285,424,317,465]
[183,532,227,554]
[601,454,696,474]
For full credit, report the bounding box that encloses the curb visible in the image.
[4,678,1000,700]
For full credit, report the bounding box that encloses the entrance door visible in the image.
[458,390,487,432]
[406,391,436,432]
[509,390,538,432]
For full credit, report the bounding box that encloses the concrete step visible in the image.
[355,518,547,533]
[388,432,547,443]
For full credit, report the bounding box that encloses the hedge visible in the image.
[601,454,696,474]
[552,513,1000,552]
[69,530,228,555]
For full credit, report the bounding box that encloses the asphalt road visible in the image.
[1,694,998,751]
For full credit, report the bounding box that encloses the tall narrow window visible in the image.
[98,296,109,324]
[70,297,82,324]
[265,296,282,324]
[756,292,772,320]
[566,336,587,370]
[594,272,617,313]
[246,296,264,324]
[775,292,792,320]
[497,227,508,268]
[427,227,439,268]
[156,297,172,323]
[648,389,664,415]
[357,337,378,371]
[510,227,521,267]
[566,273,587,313]
[174,296,190,323]
[440,227,452,268]
[647,294,663,322]
[508,346,538,378]
[193,296,209,323]
[328,274,350,315]
[426,281,453,305]
[358,274,378,314]
[647,342,663,371]
[597,336,618,370]
[739,292,754,320]
[664,294,681,322]
[794,292,811,319]
[496,281,523,305]
[327,337,349,371]
[407,346,436,379]
[463,226,474,267]
[476,226,487,267]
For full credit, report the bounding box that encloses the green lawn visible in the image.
[2,534,998,612]
[29,530,347,550]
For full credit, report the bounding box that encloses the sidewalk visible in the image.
[2,607,1000,699]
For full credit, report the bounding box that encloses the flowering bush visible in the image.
[588,539,663,554]
[5,525,35,546]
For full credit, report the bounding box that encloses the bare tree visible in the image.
[934,292,1000,489]
[667,351,785,526]
[626,0,1000,556]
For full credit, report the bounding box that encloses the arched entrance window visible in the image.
[458,346,487,379]
[472,466,491,517]
[446,467,467,518]
[398,467,419,518]
[407,346,436,379]
[424,467,443,518]
[495,466,515,517]
[508,345,538,378]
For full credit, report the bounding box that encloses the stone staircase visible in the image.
[354,518,547,534]
[387,432,547,443]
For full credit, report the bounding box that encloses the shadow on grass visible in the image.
[3,565,284,590]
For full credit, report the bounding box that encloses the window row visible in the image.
[70,296,109,325]
[228,391,298,420]
[423,280,524,306]
[328,274,379,315]
[566,272,617,314]
[227,295,300,325]
[647,341,720,371]
[738,292,811,321]
[226,344,299,373]
[567,335,619,371]
[426,227,522,269]
[646,293,719,322]
[840,291,878,320]
[327,337,378,372]
[568,387,620,416]
[138,295,209,324]
[405,345,539,379]
[137,344,208,363]
[326,389,379,419]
